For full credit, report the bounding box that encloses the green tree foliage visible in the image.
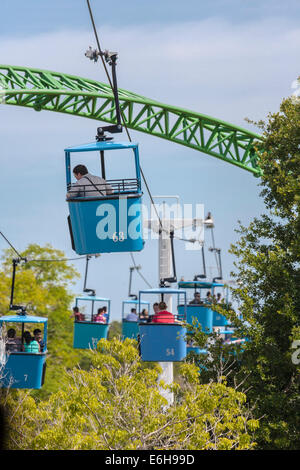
[191,96,300,449]
[0,244,79,316]
[185,319,244,389]
[2,338,258,450]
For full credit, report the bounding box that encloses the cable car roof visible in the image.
[0,315,48,324]
[123,299,150,305]
[139,288,186,295]
[65,141,138,153]
[178,281,225,289]
[75,296,110,302]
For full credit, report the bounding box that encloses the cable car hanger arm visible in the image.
[10,257,28,314]
[83,255,96,296]
[85,48,122,140]
[194,244,207,281]
[208,225,223,282]
[128,264,142,300]
[160,230,177,287]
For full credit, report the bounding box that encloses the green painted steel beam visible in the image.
[0,65,262,176]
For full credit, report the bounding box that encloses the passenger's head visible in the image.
[194,292,201,300]
[158,301,167,311]
[153,302,159,313]
[73,306,79,313]
[7,328,16,338]
[102,306,107,313]
[131,308,137,314]
[206,291,211,297]
[97,307,103,315]
[73,164,88,180]
[23,331,32,344]
[33,329,42,341]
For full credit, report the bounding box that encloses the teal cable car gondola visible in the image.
[138,288,187,362]
[0,314,47,389]
[178,280,229,333]
[73,295,110,349]
[66,42,144,255]
[121,299,150,340]
[65,141,144,255]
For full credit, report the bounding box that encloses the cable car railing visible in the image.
[67,178,140,199]
[122,312,185,324]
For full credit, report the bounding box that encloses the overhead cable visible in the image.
[0,230,25,260]
[85,0,163,231]
[0,229,87,263]
[130,252,152,288]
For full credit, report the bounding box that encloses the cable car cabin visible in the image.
[73,296,110,349]
[138,288,187,362]
[122,299,150,340]
[65,141,144,255]
[0,315,47,389]
[177,281,229,334]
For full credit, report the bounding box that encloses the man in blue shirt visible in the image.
[126,308,138,322]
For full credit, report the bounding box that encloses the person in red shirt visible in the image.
[152,301,175,323]
[71,306,85,322]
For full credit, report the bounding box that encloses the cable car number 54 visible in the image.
[166,348,175,356]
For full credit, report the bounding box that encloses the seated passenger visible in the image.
[126,308,138,322]
[189,292,202,305]
[153,303,159,314]
[94,308,106,323]
[205,291,212,304]
[102,306,109,322]
[66,164,113,199]
[152,301,175,324]
[6,328,21,352]
[33,328,45,352]
[22,331,40,353]
[139,309,149,321]
[146,302,159,323]
[71,306,85,322]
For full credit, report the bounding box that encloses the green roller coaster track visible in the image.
[0,65,262,176]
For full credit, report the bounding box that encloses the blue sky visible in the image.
[1,1,300,34]
[0,1,299,320]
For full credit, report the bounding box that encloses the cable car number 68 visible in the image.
[112,232,125,242]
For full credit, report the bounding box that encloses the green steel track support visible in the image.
[0,65,262,176]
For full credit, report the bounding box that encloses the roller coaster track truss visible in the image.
[0,65,262,176]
